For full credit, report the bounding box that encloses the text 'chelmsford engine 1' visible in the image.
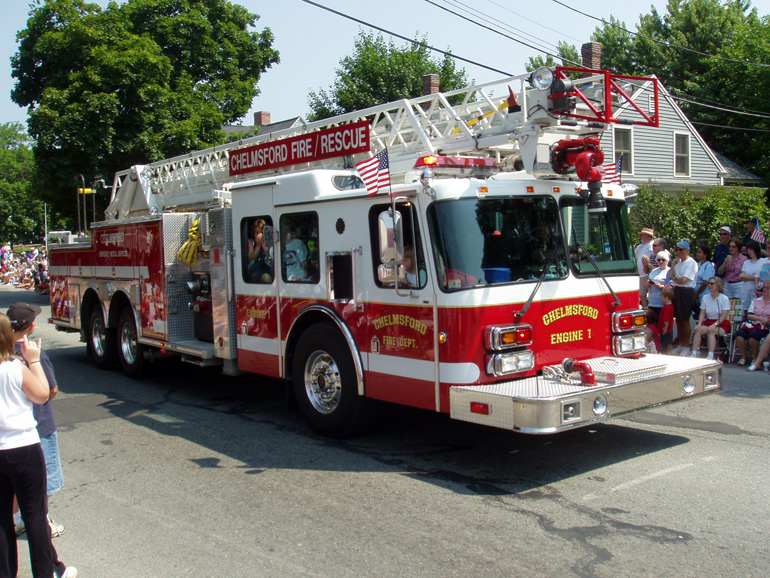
[48,66,721,437]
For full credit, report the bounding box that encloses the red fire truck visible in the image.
[48,67,721,437]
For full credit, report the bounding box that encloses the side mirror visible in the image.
[377,263,407,284]
[262,225,274,248]
[378,210,403,265]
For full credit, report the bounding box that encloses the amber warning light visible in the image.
[414,155,500,178]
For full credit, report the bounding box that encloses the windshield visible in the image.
[560,198,636,276]
[427,197,568,291]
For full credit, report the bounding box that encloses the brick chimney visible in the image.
[581,42,602,72]
[254,111,271,128]
[423,74,440,95]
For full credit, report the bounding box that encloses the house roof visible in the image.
[261,116,304,132]
[711,151,761,185]
[221,116,305,142]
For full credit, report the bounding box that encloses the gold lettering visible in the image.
[550,329,584,344]
[542,305,599,326]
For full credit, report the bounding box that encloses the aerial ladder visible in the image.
[104,66,659,223]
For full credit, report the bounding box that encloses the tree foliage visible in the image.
[525,41,580,72]
[592,0,770,184]
[11,0,279,225]
[630,185,770,249]
[0,122,63,245]
[307,31,469,121]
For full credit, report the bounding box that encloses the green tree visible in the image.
[307,31,469,121]
[630,185,769,249]
[525,41,580,72]
[592,1,770,184]
[0,122,45,245]
[11,0,279,226]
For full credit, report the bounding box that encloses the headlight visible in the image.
[612,332,646,355]
[486,350,535,376]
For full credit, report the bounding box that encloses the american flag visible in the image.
[355,149,390,196]
[601,156,622,184]
[751,226,766,245]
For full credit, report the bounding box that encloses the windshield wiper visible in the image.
[574,239,622,307]
[515,244,561,320]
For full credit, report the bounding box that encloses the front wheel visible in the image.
[88,309,117,370]
[117,308,146,379]
[292,324,373,438]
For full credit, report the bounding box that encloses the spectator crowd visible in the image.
[638,218,770,369]
[0,243,49,294]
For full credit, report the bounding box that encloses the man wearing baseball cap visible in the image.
[6,303,68,543]
[670,242,698,355]
[713,226,732,277]
[635,228,656,307]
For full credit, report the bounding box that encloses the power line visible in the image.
[691,121,770,133]
[672,95,770,119]
[484,0,585,44]
[552,0,770,69]
[300,0,512,76]
[303,0,770,125]
[433,0,568,59]
[621,80,770,121]
[423,0,580,66]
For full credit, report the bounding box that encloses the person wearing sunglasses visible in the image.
[646,250,671,318]
[735,277,770,369]
[691,277,731,360]
[717,238,746,299]
[693,245,716,320]
[739,240,769,319]
[635,228,656,307]
[712,226,732,275]
[671,241,698,356]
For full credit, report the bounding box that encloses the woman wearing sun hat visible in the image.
[635,227,656,307]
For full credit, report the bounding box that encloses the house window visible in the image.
[675,133,690,176]
[614,127,632,174]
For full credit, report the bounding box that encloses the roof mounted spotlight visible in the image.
[550,77,576,113]
[530,67,554,90]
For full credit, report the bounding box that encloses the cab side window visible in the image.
[279,212,320,283]
[368,203,426,289]
[242,216,274,284]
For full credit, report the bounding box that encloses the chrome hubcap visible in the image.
[304,350,341,414]
[91,317,105,357]
[120,321,137,365]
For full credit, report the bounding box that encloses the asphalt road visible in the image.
[2,284,768,578]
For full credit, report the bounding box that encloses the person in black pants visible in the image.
[0,313,76,578]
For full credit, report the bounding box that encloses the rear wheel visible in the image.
[88,309,117,370]
[292,324,372,438]
[117,308,146,378]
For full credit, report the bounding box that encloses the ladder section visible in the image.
[105,68,659,220]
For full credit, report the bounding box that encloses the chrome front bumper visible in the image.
[449,355,722,433]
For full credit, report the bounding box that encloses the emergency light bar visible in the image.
[414,156,500,178]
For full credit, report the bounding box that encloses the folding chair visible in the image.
[725,298,743,362]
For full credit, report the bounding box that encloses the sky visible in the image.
[2,0,770,128]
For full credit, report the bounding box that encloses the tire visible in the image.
[87,309,117,370]
[117,308,146,379]
[292,323,372,438]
